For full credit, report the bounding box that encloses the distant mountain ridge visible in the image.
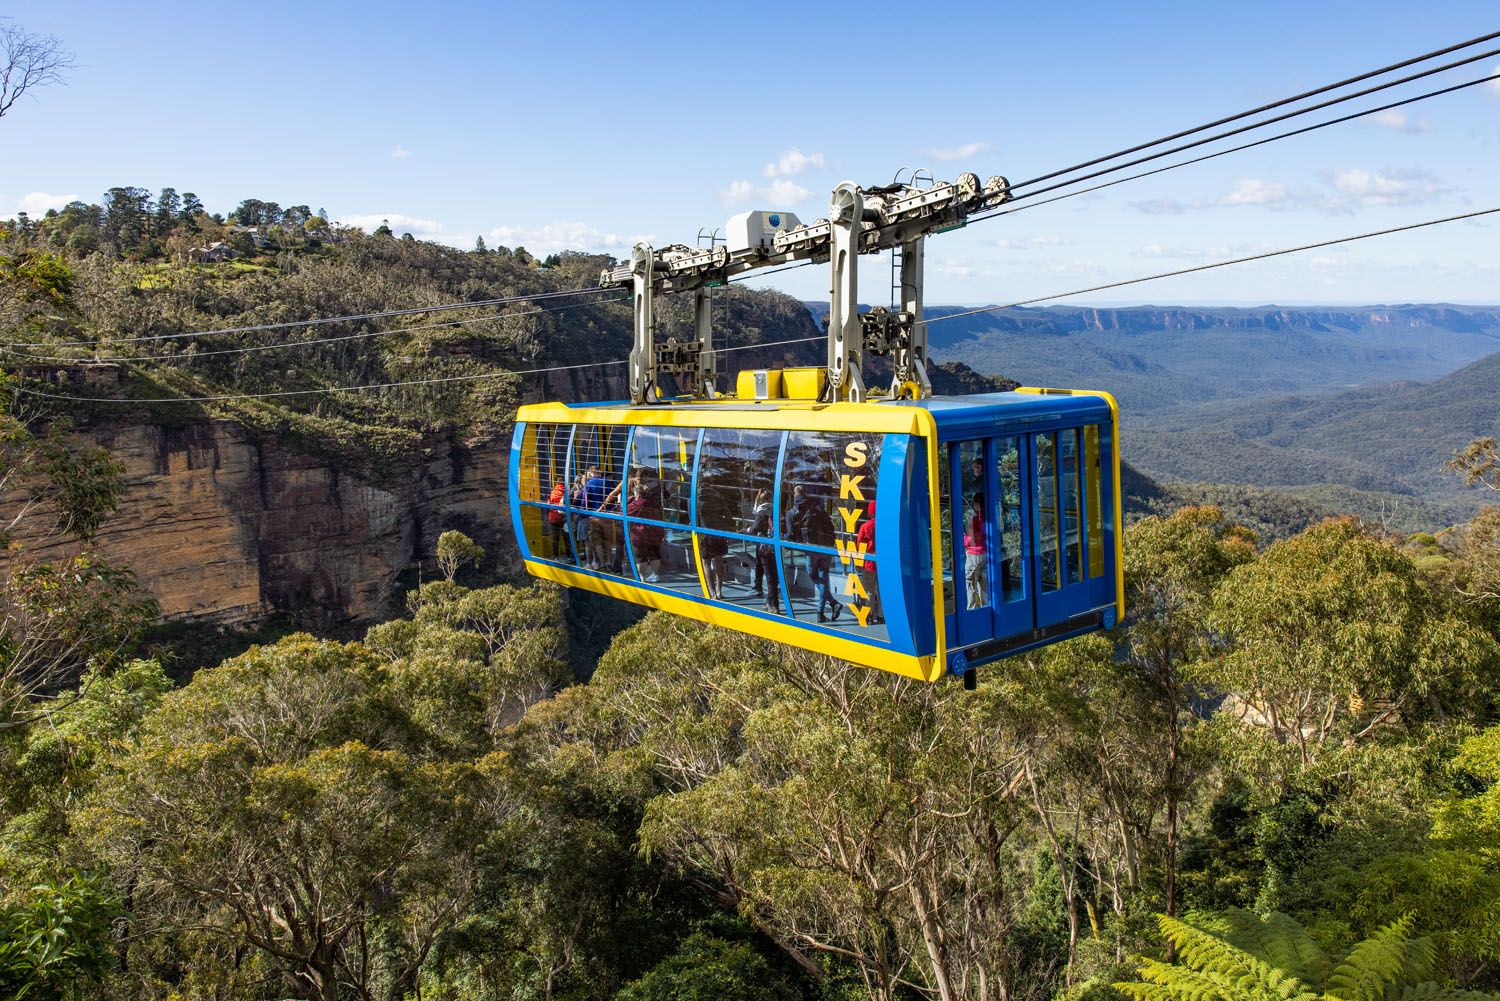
[803,300,1500,532]
[805,302,1500,343]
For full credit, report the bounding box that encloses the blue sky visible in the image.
[3,1,1498,305]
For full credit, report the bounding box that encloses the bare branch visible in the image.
[0,20,76,119]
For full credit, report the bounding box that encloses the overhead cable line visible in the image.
[1,294,631,364]
[21,207,1496,406]
[12,334,826,405]
[1001,44,1500,204]
[969,70,1500,225]
[923,206,1500,326]
[18,285,617,349]
[1009,29,1500,191]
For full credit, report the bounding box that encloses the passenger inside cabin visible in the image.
[582,465,621,571]
[627,475,665,582]
[965,498,989,609]
[546,480,566,559]
[786,484,843,623]
[748,488,779,614]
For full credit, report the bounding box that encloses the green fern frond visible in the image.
[1133,956,1263,1001]
[1162,915,1258,983]
[1263,912,1331,986]
[1390,935,1439,988]
[1114,981,1180,1001]
[1327,916,1416,1001]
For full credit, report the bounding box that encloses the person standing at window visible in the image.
[788,484,842,623]
[627,475,665,582]
[749,488,779,613]
[964,499,989,609]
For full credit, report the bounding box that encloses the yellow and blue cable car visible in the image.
[509,384,1122,682]
[508,172,1123,682]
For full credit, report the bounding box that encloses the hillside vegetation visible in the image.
[6,189,1500,1001]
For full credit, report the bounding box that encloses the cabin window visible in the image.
[956,440,990,611]
[1084,424,1105,579]
[519,422,571,505]
[938,445,954,616]
[781,431,881,550]
[995,436,1026,603]
[1037,432,1060,592]
[629,427,695,526]
[1060,429,1083,586]
[570,424,629,509]
[696,428,780,534]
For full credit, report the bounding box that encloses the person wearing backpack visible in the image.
[787,485,842,623]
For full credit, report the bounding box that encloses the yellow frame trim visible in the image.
[526,559,938,682]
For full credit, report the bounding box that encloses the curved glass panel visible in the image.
[518,422,571,505]
[520,502,575,565]
[781,431,882,556]
[649,527,700,597]
[695,529,783,615]
[629,427,696,526]
[781,546,887,643]
[696,428,780,535]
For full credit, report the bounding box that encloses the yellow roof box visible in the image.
[736,369,785,400]
[781,367,827,400]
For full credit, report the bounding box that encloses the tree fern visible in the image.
[1116,910,1500,1001]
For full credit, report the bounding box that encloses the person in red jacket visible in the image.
[545,480,567,559]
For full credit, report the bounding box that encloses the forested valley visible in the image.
[3,189,1500,1001]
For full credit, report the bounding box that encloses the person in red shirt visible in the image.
[964,502,989,609]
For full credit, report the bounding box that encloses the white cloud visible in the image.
[765,178,812,203]
[390,146,412,158]
[720,180,756,207]
[337,212,447,241]
[3,191,80,216]
[1131,198,1189,215]
[487,221,652,256]
[994,235,1074,250]
[923,141,992,162]
[1489,63,1500,95]
[1134,241,1274,261]
[720,178,813,208]
[1369,109,1431,133]
[1324,167,1449,207]
[1222,177,1292,207]
[762,148,825,178]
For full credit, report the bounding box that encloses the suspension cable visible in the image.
[923,207,1500,326]
[15,285,616,349]
[20,208,1495,405]
[12,334,826,405]
[1009,29,1500,191]
[2,294,630,364]
[967,70,1500,226]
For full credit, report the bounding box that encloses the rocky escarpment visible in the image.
[21,417,511,629]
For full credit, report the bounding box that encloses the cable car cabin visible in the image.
[509,388,1122,683]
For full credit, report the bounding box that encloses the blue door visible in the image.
[947,436,1035,649]
[1031,426,1112,625]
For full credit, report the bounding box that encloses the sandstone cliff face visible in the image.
[31,418,512,629]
